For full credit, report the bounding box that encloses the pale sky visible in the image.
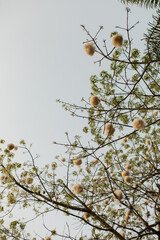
[0,0,155,239]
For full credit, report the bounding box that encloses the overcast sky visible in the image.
[0,0,155,238]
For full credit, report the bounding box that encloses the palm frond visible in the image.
[144,9,160,61]
[120,0,160,8]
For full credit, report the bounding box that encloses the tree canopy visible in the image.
[0,7,160,240]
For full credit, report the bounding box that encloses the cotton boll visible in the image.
[146,139,150,146]
[148,163,153,169]
[153,111,158,116]
[83,212,90,220]
[92,158,99,165]
[132,119,145,130]
[103,199,108,205]
[120,231,125,237]
[73,158,82,166]
[61,158,65,162]
[104,123,115,137]
[122,170,129,178]
[124,176,131,184]
[101,177,105,182]
[125,163,131,170]
[45,237,51,240]
[114,199,120,205]
[7,143,15,151]
[114,190,122,201]
[0,174,6,183]
[111,34,123,47]
[122,138,127,143]
[124,210,130,221]
[25,177,33,184]
[89,96,100,106]
[72,184,83,194]
[83,42,95,56]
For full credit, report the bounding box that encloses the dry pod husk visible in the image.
[111,34,123,47]
[132,119,145,130]
[83,42,95,56]
[89,96,100,106]
[104,123,115,137]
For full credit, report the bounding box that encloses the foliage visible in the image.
[0,8,160,240]
[119,0,160,8]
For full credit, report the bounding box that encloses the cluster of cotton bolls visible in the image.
[83,204,93,220]
[83,34,123,58]
[7,143,18,151]
[122,169,132,184]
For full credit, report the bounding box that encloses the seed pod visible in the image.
[7,143,15,151]
[111,34,123,47]
[153,111,158,116]
[120,231,125,237]
[124,176,131,184]
[73,158,82,166]
[45,237,51,240]
[114,190,122,201]
[25,177,33,184]
[103,199,108,205]
[0,174,5,182]
[122,138,127,143]
[146,139,150,146]
[101,177,105,182]
[124,210,130,221]
[61,158,65,162]
[72,184,83,194]
[89,96,100,106]
[122,170,129,178]
[92,158,99,165]
[83,42,95,56]
[148,163,153,169]
[104,123,115,137]
[132,119,145,130]
[83,212,90,220]
[125,163,131,170]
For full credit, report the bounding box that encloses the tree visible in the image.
[119,0,160,8]
[0,8,160,240]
